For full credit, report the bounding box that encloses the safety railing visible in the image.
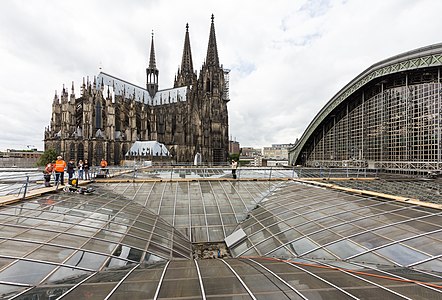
[0,166,377,199]
[0,172,44,198]
[292,166,376,179]
[86,165,378,181]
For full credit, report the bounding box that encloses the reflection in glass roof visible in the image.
[1,173,442,299]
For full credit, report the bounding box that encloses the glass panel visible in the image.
[221,213,238,225]
[411,257,442,273]
[26,244,75,263]
[63,283,117,299]
[230,239,255,257]
[83,239,118,254]
[191,215,206,226]
[350,252,393,265]
[44,267,93,284]
[256,237,282,255]
[208,226,225,242]
[64,250,108,270]
[265,246,294,258]
[207,214,222,225]
[351,232,390,248]
[402,233,442,256]
[289,237,319,255]
[376,244,429,266]
[324,240,367,259]
[158,278,202,298]
[120,234,147,249]
[191,227,208,243]
[202,277,247,295]
[50,233,89,248]
[0,260,56,284]
[302,289,363,299]
[0,240,38,257]
[111,281,159,299]
[0,284,28,299]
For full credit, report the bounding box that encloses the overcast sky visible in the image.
[1,0,441,151]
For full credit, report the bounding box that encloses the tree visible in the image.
[37,148,58,166]
[229,153,240,162]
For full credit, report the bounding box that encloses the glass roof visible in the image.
[229,182,442,272]
[7,258,442,299]
[0,188,192,288]
[101,180,283,243]
[1,175,441,299]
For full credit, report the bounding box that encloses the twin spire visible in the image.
[205,14,219,67]
[180,23,193,75]
[148,15,220,92]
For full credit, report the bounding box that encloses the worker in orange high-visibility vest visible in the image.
[100,158,108,177]
[54,155,67,185]
[100,158,108,168]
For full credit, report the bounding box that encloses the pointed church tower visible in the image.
[146,31,159,98]
[205,14,219,68]
[195,14,229,164]
[199,14,224,95]
[174,23,197,87]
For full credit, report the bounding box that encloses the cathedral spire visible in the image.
[174,23,197,88]
[146,30,159,97]
[149,30,157,69]
[180,23,193,74]
[205,14,219,67]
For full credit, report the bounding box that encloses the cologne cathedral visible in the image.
[44,15,230,165]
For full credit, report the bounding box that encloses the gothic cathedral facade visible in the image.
[44,16,230,166]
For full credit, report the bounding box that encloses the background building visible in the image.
[263,143,294,160]
[0,149,42,167]
[44,16,230,166]
[240,147,261,158]
[290,43,442,174]
[228,140,240,154]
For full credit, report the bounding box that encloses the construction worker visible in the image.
[100,158,108,168]
[100,158,109,177]
[54,155,67,185]
[67,159,76,181]
[43,160,54,187]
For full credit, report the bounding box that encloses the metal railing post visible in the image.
[22,176,29,199]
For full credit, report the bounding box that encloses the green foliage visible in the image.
[229,153,240,162]
[239,160,250,166]
[37,148,58,166]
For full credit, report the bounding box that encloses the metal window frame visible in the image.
[219,259,257,300]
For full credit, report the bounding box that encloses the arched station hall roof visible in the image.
[291,42,442,165]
